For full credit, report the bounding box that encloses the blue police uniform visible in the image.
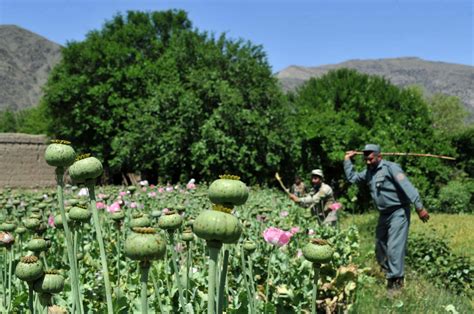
[344,157,424,280]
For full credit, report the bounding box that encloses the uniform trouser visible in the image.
[375,207,410,279]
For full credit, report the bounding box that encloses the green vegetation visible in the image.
[1,9,472,213]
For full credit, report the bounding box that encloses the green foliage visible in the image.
[42,10,296,184]
[0,105,49,134]
[407,232,473,296]
[427,93,469,137]
[452,126,474,177]
[0,108,19,132]
[288,69,455,212]
[436,178,474,213]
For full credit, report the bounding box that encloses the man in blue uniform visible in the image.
[344,144,430,297]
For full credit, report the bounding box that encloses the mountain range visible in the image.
[1,25,473,120]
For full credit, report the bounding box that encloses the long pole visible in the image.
[354,151,455,160]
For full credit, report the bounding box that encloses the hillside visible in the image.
[1,25,472,119]
[0,25,62,111]
[277,57,474,118]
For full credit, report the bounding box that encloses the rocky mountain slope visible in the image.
[0,25,62,111]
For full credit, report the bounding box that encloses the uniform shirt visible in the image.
[298,182,335,211]
[344,159,423,211]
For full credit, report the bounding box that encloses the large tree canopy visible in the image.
[42,10,296,184]
[288,69,456,211]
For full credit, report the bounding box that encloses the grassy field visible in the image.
[340,211,474,313]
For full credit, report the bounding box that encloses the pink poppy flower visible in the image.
[119,191,128,197]
[139,180,149,186]
[263,227,293,247]
[308,229,315,235]
[162,208,170,214]
[150,184,155,188]
[166,186,174,192]
[290,227,300,234]
[96,202,106,209]
[142,187,147,192]
[329,202,342,211]
[148,192,157,198]
[107,202,121,213]
[48,214,55,228]
[280,211,289,217]
[296,249,303,258]
[158,188,164,193]
[97,193,107,200]
[130,202,137,209]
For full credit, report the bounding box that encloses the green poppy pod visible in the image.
[12,199,21,206]
[38,293,53,307]
[69,206,91,222]
[54,213,69,229]
[15,226,27,234]
[15,255,44,282]
[110,210,125,221]
[124,227,167,262]
[33,270,65,294]
[158,211,183,231]
[44,142,76,168]
[38,203,48,210]
[208,175,249,207]
[193,209,242,244]
[68,156,103,182]
[0,222,16,232]
[151,210,162,218]
[181,229,194,242]
[302,239,333,264]
[130,213,151,228]
[29,213,42,219]
[243,240,257,253]
[26,238,48,253]
[127,186,137,194]
[24,218,41,230]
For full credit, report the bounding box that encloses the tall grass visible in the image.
[340,211,474,312]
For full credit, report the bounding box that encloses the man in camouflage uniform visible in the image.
[289,169,337,226]
[344,144,430,297]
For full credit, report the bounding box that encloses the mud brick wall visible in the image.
[0,133,55,187]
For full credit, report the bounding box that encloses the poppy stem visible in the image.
[86,181,113,314]
[55,168,82,314]
[312,264,320,314]
[217,248,229,314]
[140,261,150,314]
[207,241,222,314]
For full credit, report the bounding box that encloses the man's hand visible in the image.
[289,194,299,202]
[345,150,358,160]
[417,208,430,223]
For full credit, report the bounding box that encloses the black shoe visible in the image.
[387,277,404,298]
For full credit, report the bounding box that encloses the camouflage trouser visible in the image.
[311,206,338,227]
[323,210,338,227]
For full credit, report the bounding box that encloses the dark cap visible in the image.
[362,144,381,153]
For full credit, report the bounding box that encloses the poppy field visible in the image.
[0,175,364,313]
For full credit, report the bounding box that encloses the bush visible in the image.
[438,179,473,213]
[407,232,473,296]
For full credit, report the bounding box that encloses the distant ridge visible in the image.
[277,57,474,119]
[1,25,473,121]
[0,25,62,111]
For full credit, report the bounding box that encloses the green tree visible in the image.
[0,108,18,132]
[427,93,469,137]
[288,69,455,212]
[42,10,296,183]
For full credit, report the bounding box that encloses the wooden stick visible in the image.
[354,151,456,160]
[275,172,291,194]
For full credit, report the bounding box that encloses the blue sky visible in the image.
[1,0,472,72]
